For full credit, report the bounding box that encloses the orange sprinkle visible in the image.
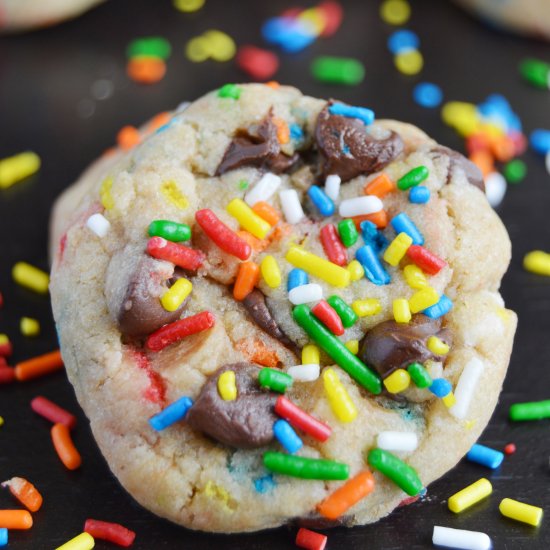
[352,210,388,230]
[469,150,494,177]
[491,135,516,162]
[0,509,33,530]
[267,223,292,243]
[252,201,281,226]
[2,477,43,512]
[236,337,279,367]
[364,173,395,198]
[148,111,171,133]
[273,117,290,144]
[102,147,117,158]
[127,56,166,84]
[265,81,280,89]
[117,125,141,150]
[51,423,82,471]
[233,261,260,301]
[236,231,269,253]
[317,471,375,519]
[14,350,64,382]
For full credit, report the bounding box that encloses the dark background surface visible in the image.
[1,0,550,548]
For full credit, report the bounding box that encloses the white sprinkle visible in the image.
[546,151,550,175]
[338,195,383,218]
[279,188,305,224]
[244,173,281,206]
[449,357,484,420]
[86,213,110,237]
[176,101,191,113]
[324,174,341,201]
[432,526,491,550]
[485,171,506,208]
[377,431,418,452]
[288,283,323,305]
[287,364,320,382]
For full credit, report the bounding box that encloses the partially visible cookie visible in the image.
[49,84,516,533]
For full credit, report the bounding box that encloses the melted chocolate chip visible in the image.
[315,102,404,182]
[216,111,298,175]
[293,515,353,529]
[358,315,451,378]
[186,363,277,449]
[431,146,485,191]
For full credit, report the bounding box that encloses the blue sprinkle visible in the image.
[429,378,452,398]
[155,121,174,134]
[307,185,335,216]
[149,396,193,431]
[530,129,550,155]
[288,268,309,292]
[409,185,430,204]
[262,17,315,52]
[0,528,7,547]
[387,29,420,54]
[290,124,304,141]
[328,103,375,126]
[356,244,391,285]
[422,295,453,319]
[467,443,504,470]
[413,82,443,109]
[391,213,424,246]
[342,143,351,155]
[254,474,276,494]
[273,419,303,454]
[360,220,388,252]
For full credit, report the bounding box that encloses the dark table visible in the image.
[1,0,549,548]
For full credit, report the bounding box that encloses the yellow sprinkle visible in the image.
[161,180,189,209]
[218,370,237,401]
[173,0,205,12]
[442,392,456,408]
[427,335,449,355]
[12,262,49,294]
[523,250,550,276]
[322,368,358,423]
[344,340,359,355]
[0,417,3,427]
[298,7,326,35]
[160,278,192,312]
[0,151,41,189]
[227,198,271,239]
[403,264,427,289]
[302,344,320,365]
[55,532,95,550]
[464,419,477,430]
[286,246,350,288]
[204,481,234,512]
[383,232,413,266]
[408,287,439,313]
[351,299,381,317]
[448,478,492,514]
[380,0,411,25]
[100,177,114,210]
[499,498,543,527]
[441,102,479,136]
[20,317,40,337]
[393,298,411,324]
[0,334,9,346]
[395,49,423,75]
[479,122,504,139]
[202,30,236,62]
[260,255,281,289]
[185,36,211,62]
[384,369,411,393]
[347,260,365,282]
[495,306,510,323]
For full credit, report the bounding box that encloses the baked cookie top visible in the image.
[49,83,516,533]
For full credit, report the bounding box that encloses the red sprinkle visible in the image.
[320,224,347,267]
[398,494,420,507]
[296,527,327,550]
[0,366,15,384]
[30,396,77,429]
[84,519,136,547]
[147,237,204,271]
[406,245,447,275]
[312,300,344,336]
[504,443,516,455]
[236,45,279,81]
[0,340,13,357]
[195,209,251,261]
[146,311,216,352]
[132,351,165,404]
[318,0,343,37]
[0,291,3,308]
[275,396,331,442]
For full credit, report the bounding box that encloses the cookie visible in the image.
[49,83,516,533]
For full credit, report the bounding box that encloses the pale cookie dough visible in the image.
[49,84,516,533]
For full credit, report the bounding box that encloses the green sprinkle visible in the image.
[292,304,381,394]
[218,83,241,99]
[367,448,423,496]
[263,451,349,480]
[327,295,358,328]
[148,220,191,242]
[238,179,249,190]
[519,58,550,89]
[127,37,172,60]
[397,166,429,191]
[407,362,432,389]
[337,219,358,248]
[509,399,550,421]
[311,56,365,86]
[503,159,527,184]
[258,368,292,393]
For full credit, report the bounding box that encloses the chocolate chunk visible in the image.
[315,102,404,182]
[293,514,353,529]
[243,290,300,355]
[431,146,485,191]
[186,363,277,449]
[358,315,451,378]
[216,111,298,175]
